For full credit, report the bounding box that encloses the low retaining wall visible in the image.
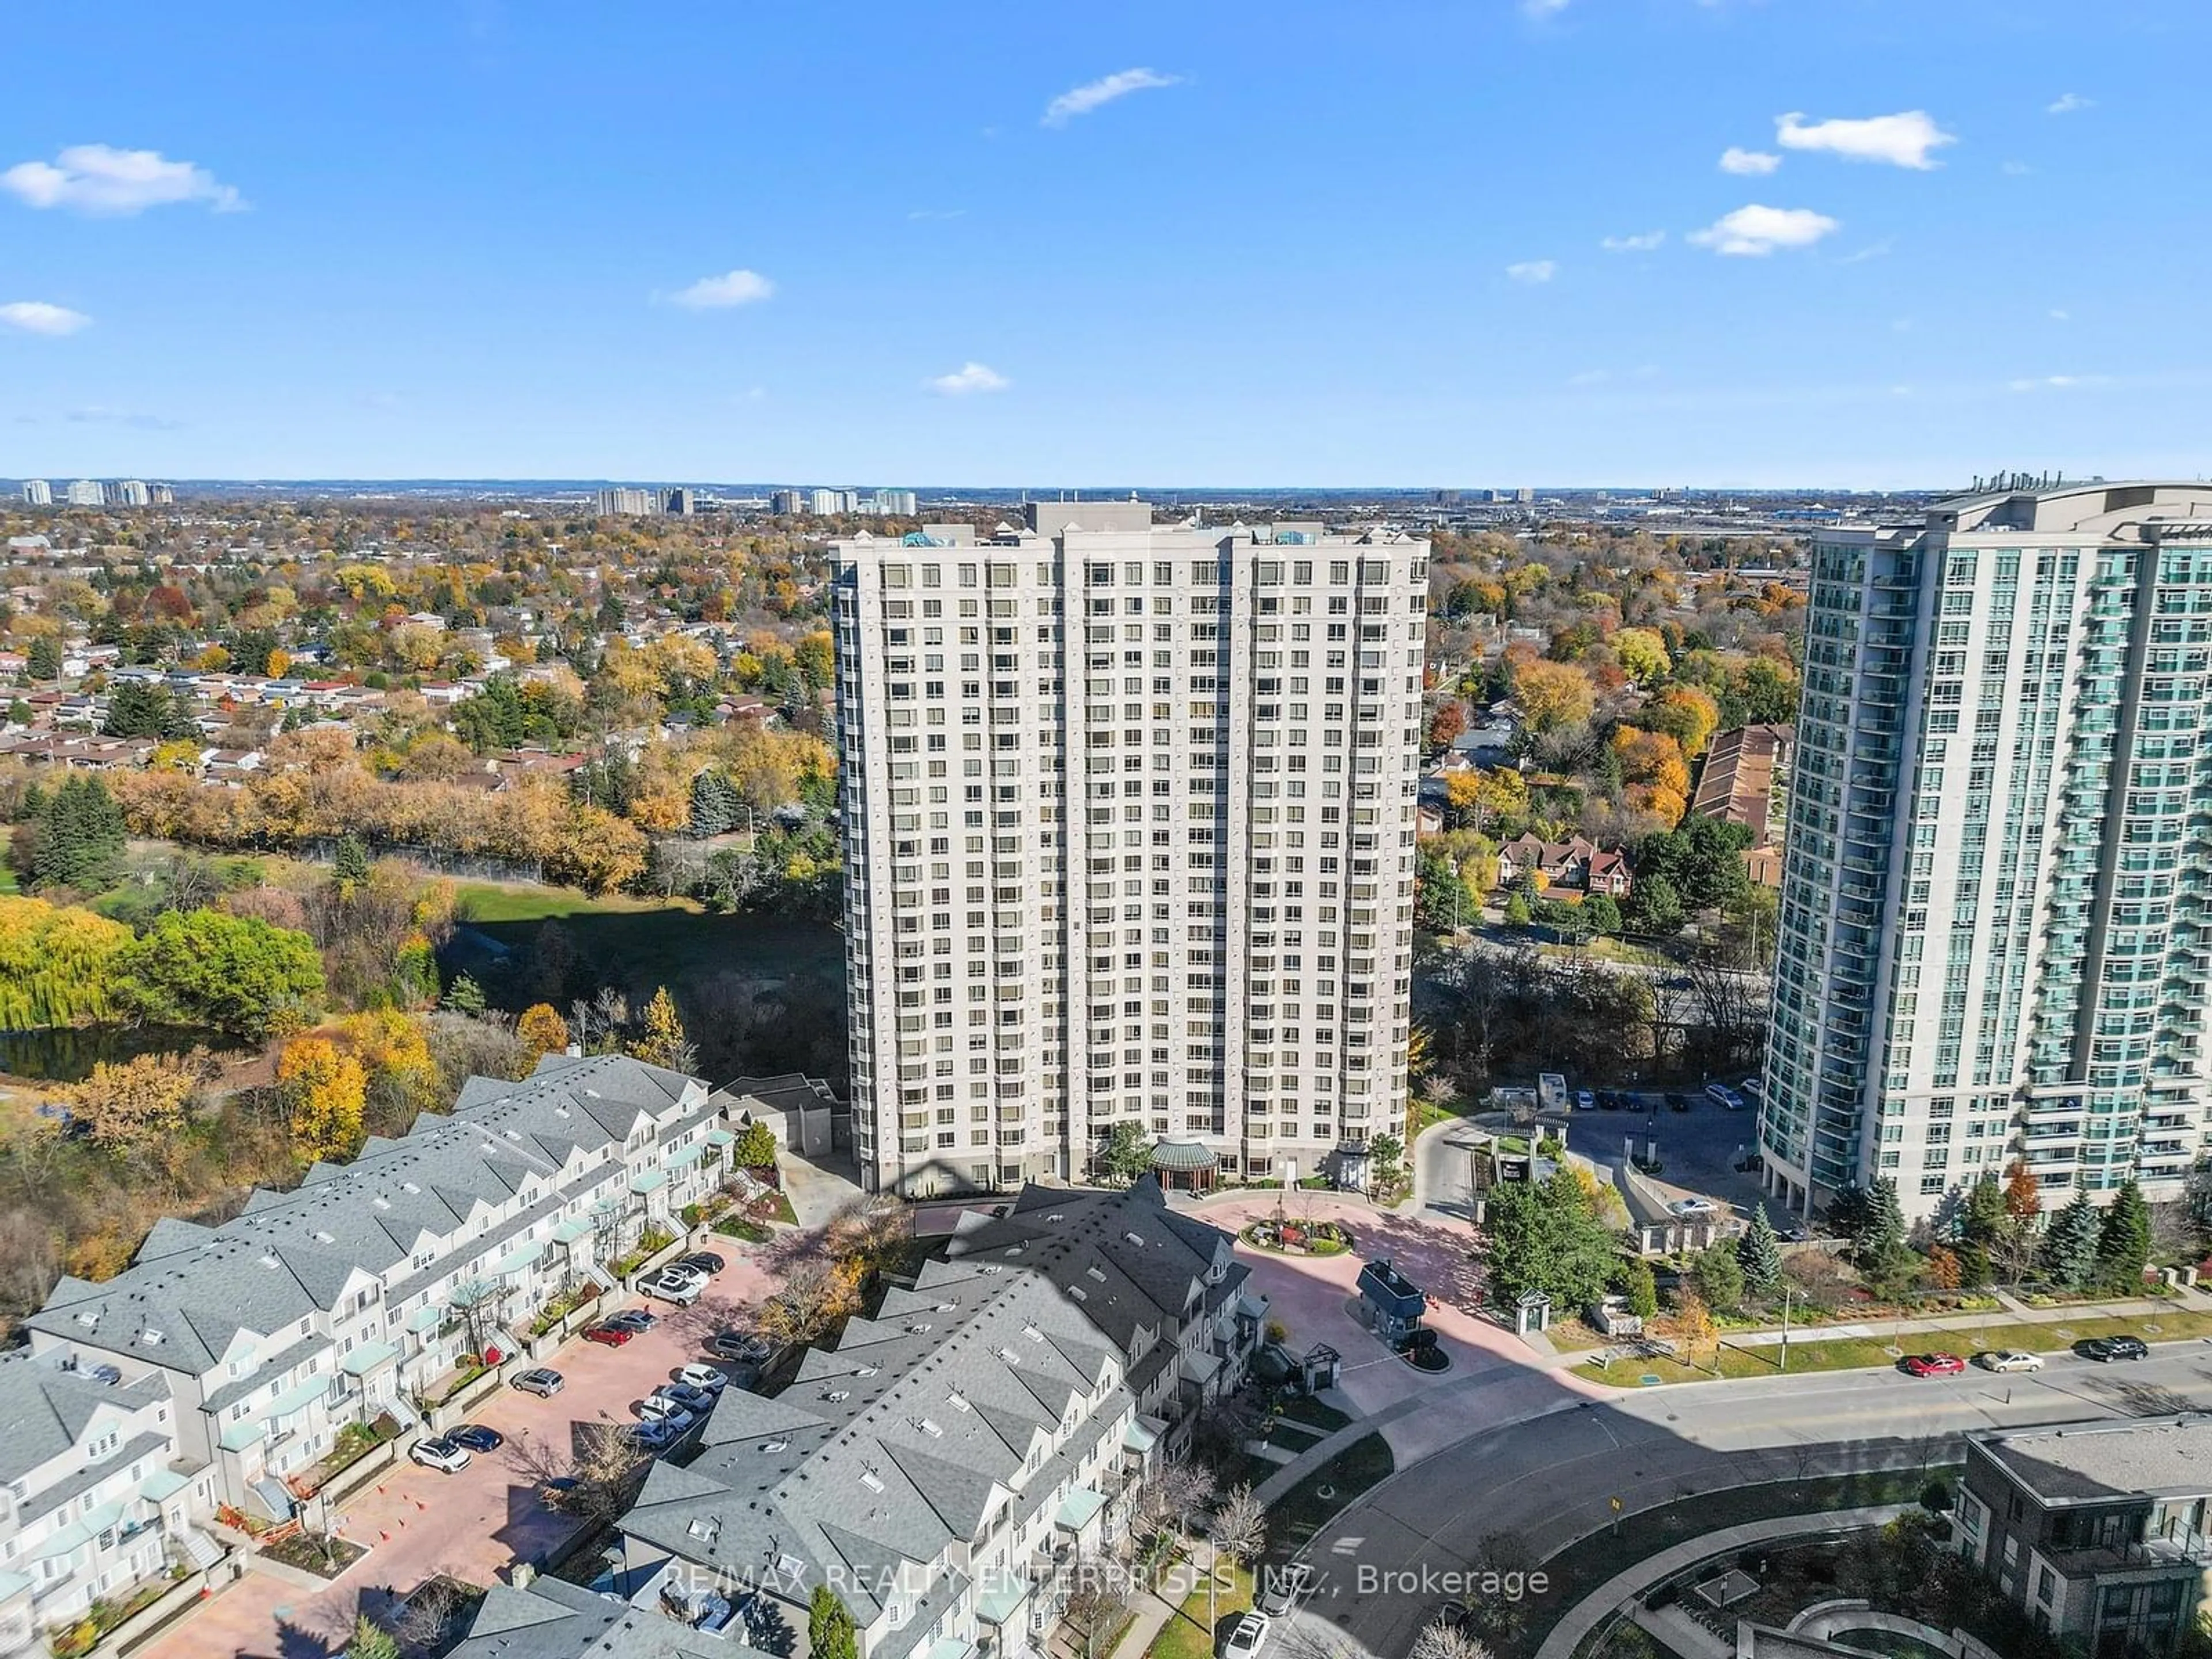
[108,1558,242,1658]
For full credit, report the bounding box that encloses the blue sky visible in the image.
[2,0,2206,487]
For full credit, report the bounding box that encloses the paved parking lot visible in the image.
[1559,1088,1770,1216]
[142,1255,782,1659]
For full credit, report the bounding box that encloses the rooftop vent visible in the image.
[312,1230,335,1244]
[402,1181,421,1194]
[948,1392,971,1412]
[761,1440,789,1453]
[1086,1266,1107,1282]
[860,1471,885,1494]
[826,1390,851,1403]
[857,1366,880,1377]
[1123,1232,1145,1247]
[909,1323,932,1335]
[919,1418,944,1438]
[1069,1286,1088,1302]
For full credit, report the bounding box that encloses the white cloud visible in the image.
[929,362,1010,396]
[2007,373,2105,392]
[2046,92,2094,115]
[668,269,775,309]
[2050,308,2070,321]
[1568,369,1609,386]
[1719,147,1782,176]
[2002,160,2034,176]
[1687,204,1840,257]
[1776,110,1955,169]
[1,144,242,214]
[1600,230,1665,252]
[1505,260,1557,285]
[1522,0,1571,15]
[0,301,90,336]
[1041,68,1181,127]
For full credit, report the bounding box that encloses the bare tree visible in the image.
[1134,1460,1218,1544]
[506,1422,649,1525]
[1059,1554,1129,1659]
[1410,1623,1495,1659]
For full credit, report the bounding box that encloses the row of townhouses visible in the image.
[6,1054,744,1646]
[450,1178,1268,1659]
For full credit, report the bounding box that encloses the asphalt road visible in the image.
[1278,1342,2212,1659]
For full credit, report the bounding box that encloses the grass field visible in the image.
[1262,1433,1395,1560]
[1574,1308,2212,1387]
[1147,1563,1251,1659]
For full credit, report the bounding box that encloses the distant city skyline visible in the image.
[2,2,2204,484]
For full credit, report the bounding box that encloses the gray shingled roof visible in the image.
[0,1354,169,1486]
[620,1179,1228,1627]
[25,1054,706,1378]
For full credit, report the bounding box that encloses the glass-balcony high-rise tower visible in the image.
[1763,482,2212,1224]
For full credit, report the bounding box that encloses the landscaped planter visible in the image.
[1240,1219,1354,1257]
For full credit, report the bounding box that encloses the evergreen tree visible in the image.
[1961,1173,2008,1247]
[1612,1255,1659,1319]
[1854,1177,1908,1262]
[33,775,128,893]
[689,768,744,837]
[331,835,372,894]
[2096,1180,2153,1291]
[2043,1191,2101,1291]
[441,972,487,1014]
[1691,1241,1745,1312]
[808,1589,859,1659]
[1736,1202,1785,1296]
[25,635,60,683]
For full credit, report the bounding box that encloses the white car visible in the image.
[635,1396,698,1431]
[1220,1611,1271,1659]
[1574,1090,1596,1112]
[1979,1349,2045,1374]
[1668,1198,1717,1218]
[676,1362,730,1393]
[410,1437,473,1473]
[642,1271,704,1306]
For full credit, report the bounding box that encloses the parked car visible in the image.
[626,1420,681,1455]
[1902,1353,1967,1377]
[2077,1335,2150,1363]
[410,1437,474,1472]
[710,1330,772,1363]
[1978,1350,2044,1374]
[1668,1198,1717,1218]
[1737,1078,1764,1103]
[449,1423,505,1452]
[1219,1611,1271,1659]
[583,1322,634,1347]
[1705,1083,1746,1111]
[604,1309,656,1334]
[635,1395,698,1429]
[1254,1563,1315,1618]
[642,1271,704,1306]
[1665,1093,1690,1113]
[676,1362,730,1393]
[658,1381,716,1414]
[513,1368,565,1397]
[677,1252,726,1276]
[1597,1090,1622,1111]
[1574,1090,1596,1112]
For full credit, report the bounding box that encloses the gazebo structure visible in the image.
[1149,1139,1219,1194]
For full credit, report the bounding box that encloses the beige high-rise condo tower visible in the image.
[831,500,1426,1196]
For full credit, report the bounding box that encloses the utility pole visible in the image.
[1779,1287,1793,1372]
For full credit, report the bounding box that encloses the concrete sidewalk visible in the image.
[1533,1504,1909,1659]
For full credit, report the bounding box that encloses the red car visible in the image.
[582,1323,633,1347]
[1902,1353,1965,1377]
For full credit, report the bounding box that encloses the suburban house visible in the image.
[1955,1415,2212,1656]
[0,1357,224,1653]
[1495,833,1633,897]
[21,1054,737,1526]
[518,1179,1268,1659]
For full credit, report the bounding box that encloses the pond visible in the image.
[0,1024,243,1084]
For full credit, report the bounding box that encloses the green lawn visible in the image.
[1261,1433,1395,1560]
[1146,1563,1252,1659]
[1574,1308,2212,1387]
[1276,1395,1354,1434]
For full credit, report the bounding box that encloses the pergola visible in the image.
[1149,1139,1220,1193]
